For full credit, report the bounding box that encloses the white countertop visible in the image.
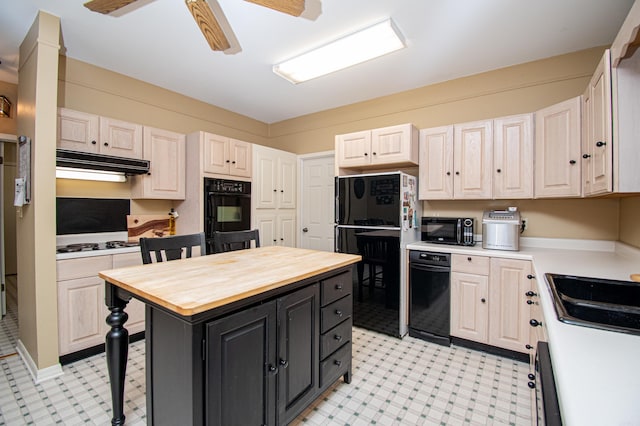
[407,238,640,426]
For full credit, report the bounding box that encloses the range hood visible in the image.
[56,149,150,175]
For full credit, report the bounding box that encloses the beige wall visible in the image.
[619,197,640,246]
[54,46,640,245]
[17,11,60,369]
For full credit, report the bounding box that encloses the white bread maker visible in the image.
[482,209,520,251]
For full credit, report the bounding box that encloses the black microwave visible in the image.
[421,217,475,246]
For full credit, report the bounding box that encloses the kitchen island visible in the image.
[99,246,361,426]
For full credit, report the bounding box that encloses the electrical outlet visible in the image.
[521,218,528,231]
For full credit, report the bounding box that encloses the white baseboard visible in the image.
[16,339,64,384]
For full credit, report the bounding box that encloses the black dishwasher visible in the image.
[409,251,451,346]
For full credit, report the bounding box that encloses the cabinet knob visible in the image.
[481,298,486,303]
[530,319,541,327]
[569,160,576,164]
[467,257,472,262]
[364,152,368,156]
[91,140,97,145]
[279,358,289,368]
[596,141,606,147]
[372,152,377,155]
[302,227,309,233]
[528,373,535,380]
[280,190,284,193]
[334,334,343,342]
[273,189,277,192]
[335,284,343,290]
[528,381,536,389]
[334,360,342,366]
[496,168,501,173]
[232,160,236,164]
[525,291,537,297]
[527,274,535,280]
[446,172,451,176]
[526,300,534,305]
[525,344,534,350]
[226,160,230,163]
[583,154,591,159]
[268,364,277,373]
[335,309,343,317]
[455,171,460,175]
[103,142,109,147]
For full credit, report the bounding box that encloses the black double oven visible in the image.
[204,178,251,254]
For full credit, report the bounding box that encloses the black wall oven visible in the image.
[204,178,251,254]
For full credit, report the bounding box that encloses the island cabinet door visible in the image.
[277,284,320,425]
[205,301,277,426]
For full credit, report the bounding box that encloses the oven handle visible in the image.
[410,263,451,272]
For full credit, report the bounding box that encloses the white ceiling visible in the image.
[0,0,635,123]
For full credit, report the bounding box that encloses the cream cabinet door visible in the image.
[254,212,277,246]
[99,117,143,159]
[453,120,493,199]
[57,108,100,153]
[370,124,418,165]
[582,50,613,196]
[58,276,109,355]
[229,139,252,178]
[335,130,372,167]
[203,133,230,174]
[277,153,297,209]
[132,127,186,200]
[418,126,454,200]
[488,258,532,353]
[493,114,534,199]
[534,96,582,198]
[278,213,297,247]
[450,271,489,343]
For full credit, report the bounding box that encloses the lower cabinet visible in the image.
[57,252,145,357]
[450,254,534,353]
[148,267,353,426]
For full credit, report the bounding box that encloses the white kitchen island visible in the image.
[407,238,640,426]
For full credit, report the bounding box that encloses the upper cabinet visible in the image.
[582,49,613,196]
[57,108,143,159]
[493,114,534,199]
[453,120,493,199]
[131,126,186,200]
[534,96,582,198]
[202,133,252,178]
[419,115,532,200]
[335,123,418,172]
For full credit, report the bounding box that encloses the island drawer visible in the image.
[321,271,351,306]
[320,318,352,359]
[320,341,351,388]
[321,294,352,333]
[452,254,489,275]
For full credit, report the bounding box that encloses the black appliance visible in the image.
[408,250,451,346]
[56,198,130,235]
[533,342,563,426]
[335,172,420,338]
[56,149,149,175]
[421,216,475,246]
[204,178,251,254]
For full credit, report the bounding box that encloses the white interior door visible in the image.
[0,143,5,316]
[299,153,335,252]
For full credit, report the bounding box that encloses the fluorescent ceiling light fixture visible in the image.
[273,19,405,84]
[55,167,127,183]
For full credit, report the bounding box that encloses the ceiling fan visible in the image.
[83,0,306,52]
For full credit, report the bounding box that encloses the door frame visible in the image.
[297,150,335,250]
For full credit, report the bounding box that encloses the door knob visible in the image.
[302,227,309,232]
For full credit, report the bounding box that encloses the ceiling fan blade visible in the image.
[185,0,231,51]
[83,0,138,14]
[245,0,305,17]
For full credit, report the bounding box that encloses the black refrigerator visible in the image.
[334,172,420,337]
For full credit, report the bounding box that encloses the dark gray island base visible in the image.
[101,247,359,426]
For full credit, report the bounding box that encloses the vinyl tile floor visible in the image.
[0,299,532,425]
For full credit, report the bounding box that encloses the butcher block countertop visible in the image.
[99,246,361,317]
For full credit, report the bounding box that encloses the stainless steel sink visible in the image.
[545,273,640,335]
